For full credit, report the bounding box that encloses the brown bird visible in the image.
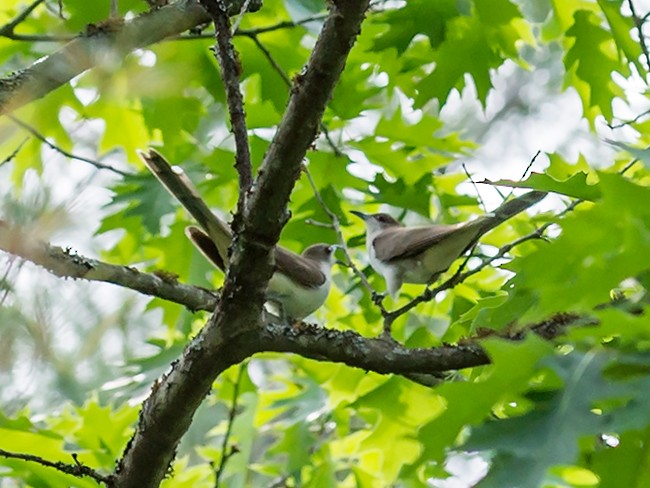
[352,191,546,298]
[139,149,337,321]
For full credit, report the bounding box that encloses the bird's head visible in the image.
[351,211,402,234]
[302,244,340,266]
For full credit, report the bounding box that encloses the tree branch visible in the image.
[0,0,46,38]
[200,0,253,216]
[627,0,650,71]
[0,222,218,312]
[0,448,110,484]
[111,2,371,486]
[0,0,261,116]
[214,362,246,486]
[0,218,561,378]
[242,0,369,246]
[9,115,130,176]
[262,322,490,374]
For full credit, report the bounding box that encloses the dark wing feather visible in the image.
[274,247,326,289]
[185,226,226,271]
[373,223,469,262]
[187,227,326,288]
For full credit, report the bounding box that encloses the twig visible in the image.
[627,0,650,71]
[230,0,253,34]
[0,448,111,484]
[200,0,253,217]
[607,107,650,129]
[244,34,344,157]
[3,12,327,43]
[462,163,486,212]
[503,150,541,200]
[520,150,541,181]
[214,362,246,487]
[175,13,329,40]
[8,115,130,177]
[302,165,387,315]
[245,33,292,86]
[0,0,46,38]
[0,255,20,307]
[319,124,343,157]
[0,32,72,41]
[1,138,28,167]
[237,13,326,36]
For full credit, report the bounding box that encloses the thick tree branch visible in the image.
[243,0,369,247]
[0,0,261,116]
[262,322,490,373]
[0,222,218,312]
[111,2,371,486]
[0,219,532,377]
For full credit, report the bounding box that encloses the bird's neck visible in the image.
[319,261,333,283]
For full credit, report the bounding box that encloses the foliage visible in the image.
[1,0,650,486]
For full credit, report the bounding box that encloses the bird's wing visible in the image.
[373,191,547,264]
[185,226,226,271]
[274,247,326,289]
[372,223,471,262]
[138,149,232,267]
[479,190,547,234]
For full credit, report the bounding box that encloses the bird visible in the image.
[351,191,546,299]
[138,149,337,321]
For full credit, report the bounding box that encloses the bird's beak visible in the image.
[327,244,342,253]
[350,210,368,221]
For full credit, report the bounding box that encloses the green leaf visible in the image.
[606,140,650,170]
[371,0,459,54]
[597,0,645,75]
[488,172,650,323]
[353,376,445,481]
[107,172,176,235]
[369,173,432,216]
[589,428,650,488]
[415,16,497,107]
[484,171,601,201]
[468,349,650,486]
[564,10,623,121]
[411,336,552,470]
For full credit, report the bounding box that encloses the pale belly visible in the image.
[266,272,329,320]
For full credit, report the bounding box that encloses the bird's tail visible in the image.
[478,190,547,235]
[138,149,232,268]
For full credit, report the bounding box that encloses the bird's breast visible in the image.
[266,272,331,320]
